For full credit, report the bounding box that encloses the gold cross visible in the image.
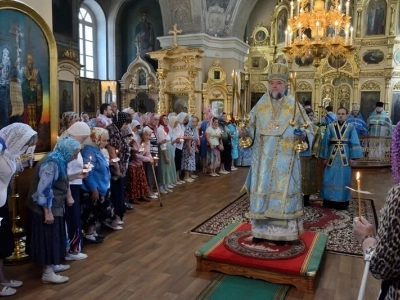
[168,24,182,47]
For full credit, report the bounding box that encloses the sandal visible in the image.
[0,286,16,296]
[1,280,23,288]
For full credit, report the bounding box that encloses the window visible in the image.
[79,7,95,78]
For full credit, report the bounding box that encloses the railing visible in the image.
[358,136,391,165]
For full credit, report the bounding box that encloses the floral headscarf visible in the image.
[60,111,79,134]
[0,123,37,160]
[83,127,108,148]
[159,114,169,134]
[392,122,400,184]
[42,136,80,180]
[112,112,129,130]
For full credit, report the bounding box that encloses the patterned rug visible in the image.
[224,230,306,260]
[191,194,378,256]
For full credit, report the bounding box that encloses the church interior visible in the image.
[0,0,399,299]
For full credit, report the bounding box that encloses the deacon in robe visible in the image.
[319,107,363,210]
[367,101,393,137]
[241,63,314,243]
[346,104,368,137]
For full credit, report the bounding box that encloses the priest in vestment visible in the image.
[346,104,368,137]
[242,63,314,243]
[367,102,393,137]
[319,107,363,210]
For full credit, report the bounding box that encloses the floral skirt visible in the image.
[80,189,115,229]
[126,165,150,199]
[207,148,221,169]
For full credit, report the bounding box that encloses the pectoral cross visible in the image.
[168,24,182,48]
[9,24,24,70]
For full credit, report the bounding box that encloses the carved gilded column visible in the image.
[356,8,362,38]
[157,71,167,114]
[390,4,396,35]
[314,78,321,109]
[188,70,197,115]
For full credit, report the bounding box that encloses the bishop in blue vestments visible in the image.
[319,107,363,210]
[241,63,314,243]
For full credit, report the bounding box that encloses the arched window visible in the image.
[79,7,96,78]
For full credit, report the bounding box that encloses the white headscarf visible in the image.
[0,123,37,160]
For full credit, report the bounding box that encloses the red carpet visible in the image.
[191,195,378,256]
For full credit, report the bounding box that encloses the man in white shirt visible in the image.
[95,103,113,128]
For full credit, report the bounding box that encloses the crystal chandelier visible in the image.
[282,0,354,67]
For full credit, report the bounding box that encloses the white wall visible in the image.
[19,0,53,30]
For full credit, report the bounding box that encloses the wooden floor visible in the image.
[5,166,393,300]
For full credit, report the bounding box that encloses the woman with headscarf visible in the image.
[26,137,81,284]
[175,112,189,182]
[81,127,120,242]
[126,127,154,203]
[199,105,213,173]
[168,116,184,185]
[142,113,162,195]
[157,114,177,193]
[106,111,132,225]
[218,112,232,174]
[0,123,37,296]
[206,117,223,177]
[60,121,90,261]
[181,115,199,182]
[59,111,80,136]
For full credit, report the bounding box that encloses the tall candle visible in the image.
[350,26,354,45]
[356,172,361,218]
[345,0,350,16]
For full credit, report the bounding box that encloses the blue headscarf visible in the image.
[42,137,80,180]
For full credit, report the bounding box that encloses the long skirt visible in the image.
[158,142,177,185]
[144,162,158,188]
[26,210,66,266]
[0,201,14,259]
[110,177,126,219]
[207,148,221,169]
[175,148,183,171]
[80,189,115,229]
[65,184,82,253]
[126,165,150,199]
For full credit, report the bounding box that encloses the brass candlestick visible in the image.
[5,172,29,264]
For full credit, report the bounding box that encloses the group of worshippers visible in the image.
[0,98,254,292]
[242,62,399,297]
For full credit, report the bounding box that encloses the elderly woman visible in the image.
[227,115,239,171]
[353,123,400,299]
[26,137,81,284]
[143,113,161,193]
[199,106,213,174]
[157,115,177,193]
[182,116,199,182]
[60,121,90,261]
[168,116,184,185]
[175,112,189,182]
[0,123,37,296]
[206,117,223,177]
[81,127,121,240]
[59,111,80,135]
[106,112,132,225]
[126,128,154,202]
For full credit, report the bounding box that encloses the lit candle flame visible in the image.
[356,171,360,180]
